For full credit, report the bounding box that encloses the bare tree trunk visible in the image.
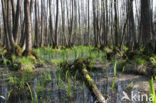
[13,0,21,43]
[61,0,67,46]
[68,0,74,47]
[7,0,15,50]
[24,0,32,54]
[49,0,54,46]
[88,0,90,45]
[1,0,10,49]
[93,0,97,47]
[40,0,45,47]
[11,0,16,28]
[54,0,59,48]
[114,0,119,47]
[141,0,151,49]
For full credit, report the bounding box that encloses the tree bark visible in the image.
[140,0,151,48]
[54,0,59,48]
[7,0,15,49]
[24,0,32,53]
[13,0,21,43]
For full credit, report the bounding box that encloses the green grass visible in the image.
[149,78,156,103]
[134,57,146,65]
[27,83,38,103]
[66,72,72,97]
[113,59,117,76]
[34,46,100,64]
[18,57,34,72]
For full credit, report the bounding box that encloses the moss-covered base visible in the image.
[0,45,43,72]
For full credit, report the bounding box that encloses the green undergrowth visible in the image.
[149,78,156,103]
[134,57,146,65]
[34,46,109,65]
[0,45,44,72]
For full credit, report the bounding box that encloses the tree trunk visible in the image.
[141,0,151,49]
[114,0,119,47]
[13,0,21,43]
[24,0,32,54]
[7,0,15,50]
[1,0,10,49]
[54,0,59,48]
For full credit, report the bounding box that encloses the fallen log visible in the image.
[81,66,106,103]
[61,58,106,103]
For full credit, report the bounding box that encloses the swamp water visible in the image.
[0,61,155,103]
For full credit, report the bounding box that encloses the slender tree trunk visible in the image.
[24,0,32,53]
[141,0,151,48]
[54,0,59,48]
[7,0,15,50]
[114,0,119,47]
[11,0,16,28]
[88,0,90,45]
[1,0,10,49]
[13,0,21,43]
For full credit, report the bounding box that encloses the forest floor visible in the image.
[0,46,156,103]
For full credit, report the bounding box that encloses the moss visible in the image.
[134,57,146,65]
[14,44,23,56]
[85,74,93,82]
[16,57,35,72]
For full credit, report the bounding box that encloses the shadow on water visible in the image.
[0,62,155,103]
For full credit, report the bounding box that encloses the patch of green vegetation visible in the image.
[27,83,39,103]
[111,80,115,89]
[149,78,156,103]
[150,55,156,67]
[66,72,72,97]
[130,82,134,89]
[51,59,63,65]
[57,69,62,88]
[113,59,117,76]
[18,57,34,72]
[34,46,99,64]
[134,57,146,65]
[9,72,34,90]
